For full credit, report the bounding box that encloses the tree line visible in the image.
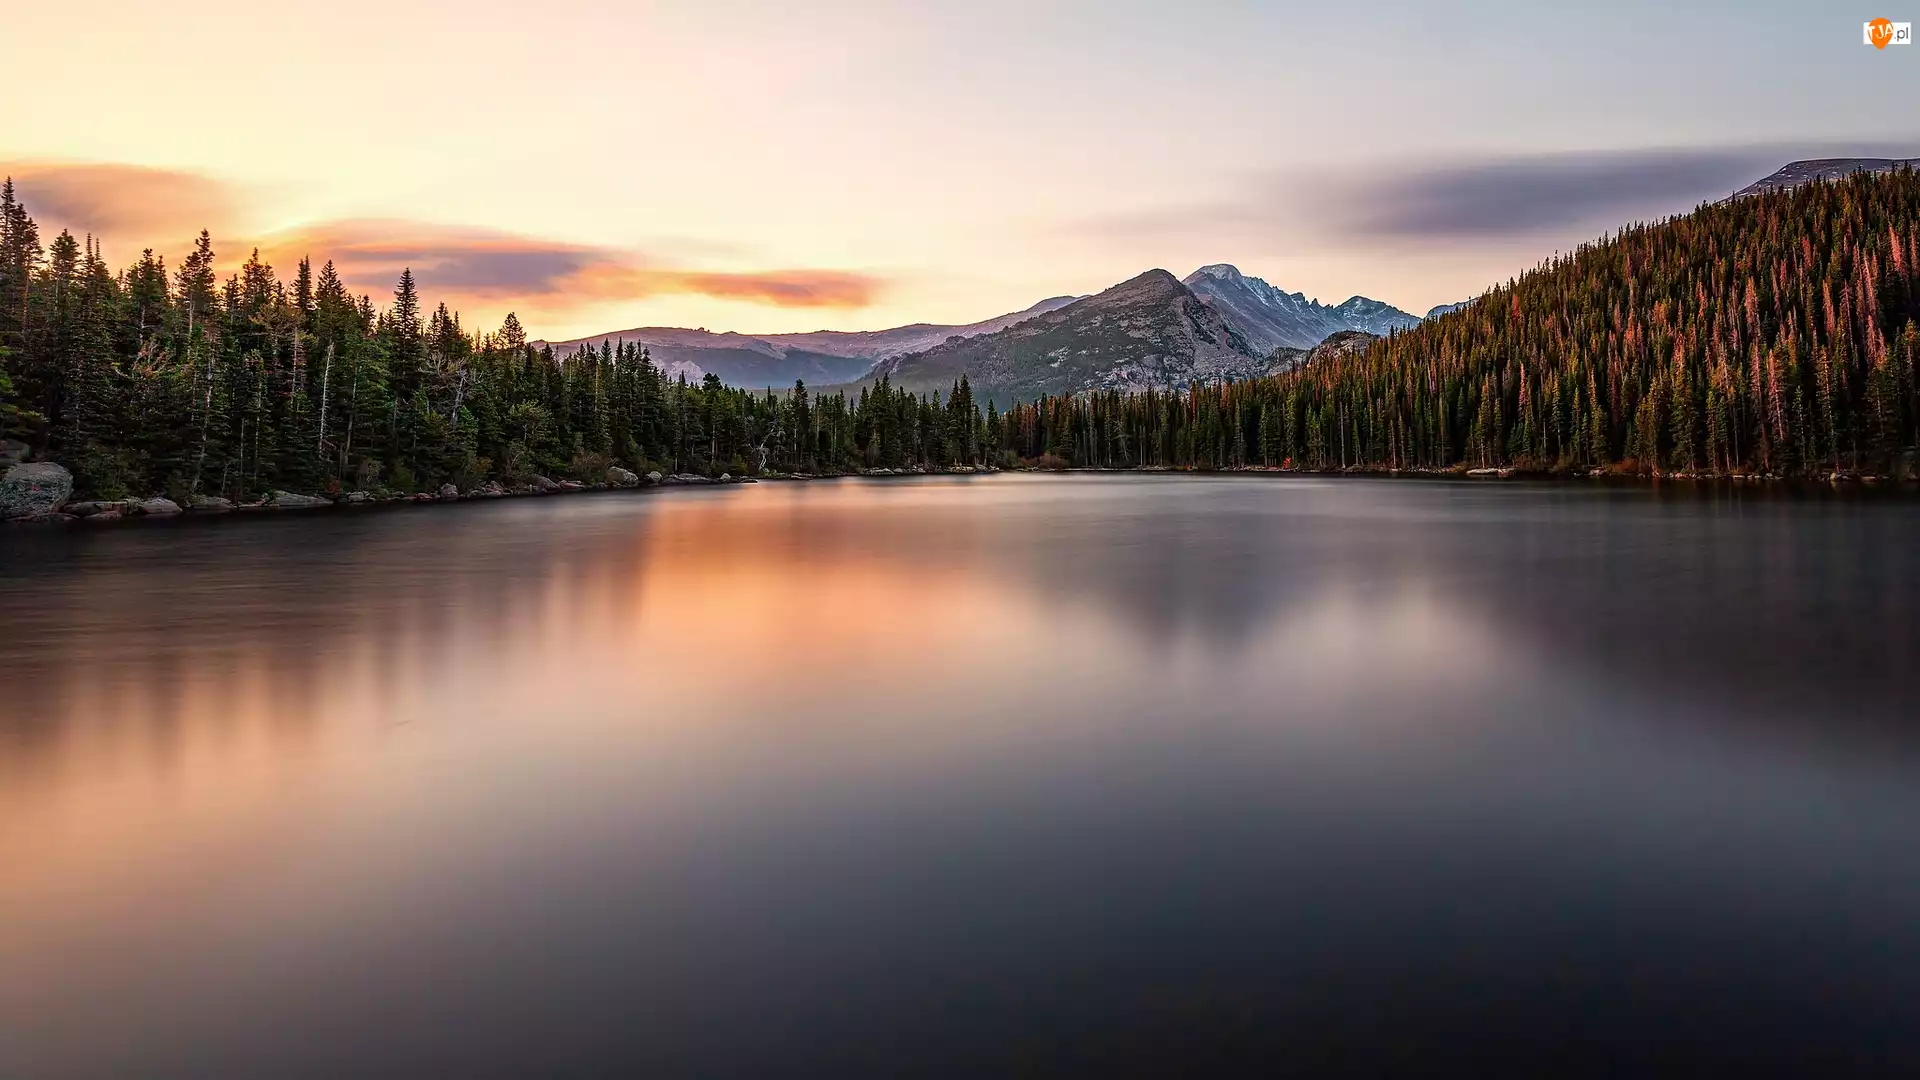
[999,170,1920,477]
[0,179,1006,499]
[4,168,1918,499]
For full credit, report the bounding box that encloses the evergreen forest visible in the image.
[3,169,1917,502]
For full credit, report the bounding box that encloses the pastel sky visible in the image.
[3,0,1913,340]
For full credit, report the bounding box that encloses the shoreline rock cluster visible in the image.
[1,461,763,525]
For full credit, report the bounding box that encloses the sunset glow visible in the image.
[3,0,1907,339]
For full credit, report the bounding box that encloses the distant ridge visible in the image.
[867,269,1260,400]
[1732,158,1920,199]
[1182,264,1419,352]
[532,296,1080,388]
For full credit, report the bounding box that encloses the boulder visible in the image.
[0,438,29,467]
[607,465,638,485]
[476,481,506,498]
[132,497,183,515]
[1,461,74,519]
[719,473,732,482]
[188,495,234,512]
[66,500,126,518]
[81,509,123,522]
[534,475,561,494]
[645,471,663,484]
[269,490,331,509]
[557,480,586,491]
[342,491,372,504]
[438,483,460,501]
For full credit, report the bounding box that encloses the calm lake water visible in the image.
[3,474,1919,1076]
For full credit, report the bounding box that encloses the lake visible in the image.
[3,474,1919,1076]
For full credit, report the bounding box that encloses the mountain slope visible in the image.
[1732,158,1920,199]
[535,295,1079,387]
[992,167,1920,478]
[869,269,1260,399]
[1182,264,1418,352]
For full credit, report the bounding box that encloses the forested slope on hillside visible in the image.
[997,170,1920,477]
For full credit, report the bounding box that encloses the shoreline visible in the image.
[7,461,1917,527]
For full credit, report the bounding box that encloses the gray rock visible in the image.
[475,481,506,498]
[438,483,460,500]
[269,490,331,509]
[188,495,234,512]
[645,471,663,484]
[0,438,29,466]
[557,480,586,491]
[719,473,732,482]
[6,512,75,525]
[81,509,124,522]
[608,465,638,485]
[342,491,372,504]
[133,497,183,515]
[534,475,561,493]
[1,461,74,519]
[66,500,126,518]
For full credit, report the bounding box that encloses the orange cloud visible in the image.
[0,163,883,328]
[0,160,244,242]
[257,220,881,311]
[569,266,882,309]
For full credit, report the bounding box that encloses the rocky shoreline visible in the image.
[0,462,779,525]
[7,456,1912,526]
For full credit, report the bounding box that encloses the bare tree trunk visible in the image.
[317,342,332,458]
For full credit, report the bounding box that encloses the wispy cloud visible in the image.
[1,163,884,314]
[259,222,883,310]
[1330,147,1783,240]
[255,220,603,296]
[1,160,246,240]
[1075,141,1920,251]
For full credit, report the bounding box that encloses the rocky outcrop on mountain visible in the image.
[1305,330,1379,363]
[869,270,1261,400]
[1732,158,1920,199]
[1424,301,1469,319]
[1329,295,1420,337]
[535,296,1080,389]
[1183,264,1418,352]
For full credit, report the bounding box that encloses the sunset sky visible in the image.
[3,0,1911,340]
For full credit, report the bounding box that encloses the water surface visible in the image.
[3,475,1918,1075]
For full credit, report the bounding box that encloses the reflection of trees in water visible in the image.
[2,479,1917,788]
[0,501,659,785]
[971,478,1920,730]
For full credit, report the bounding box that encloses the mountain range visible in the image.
[541,159,1901,401]
[866,270,1265,400]
[544,267,1429,396]
[1180,264,1420,352]
[532,295,1081,387]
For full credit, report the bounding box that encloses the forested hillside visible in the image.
[0,179,1001,499]
[998,169,1920,477]
[3,168,1917,504]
